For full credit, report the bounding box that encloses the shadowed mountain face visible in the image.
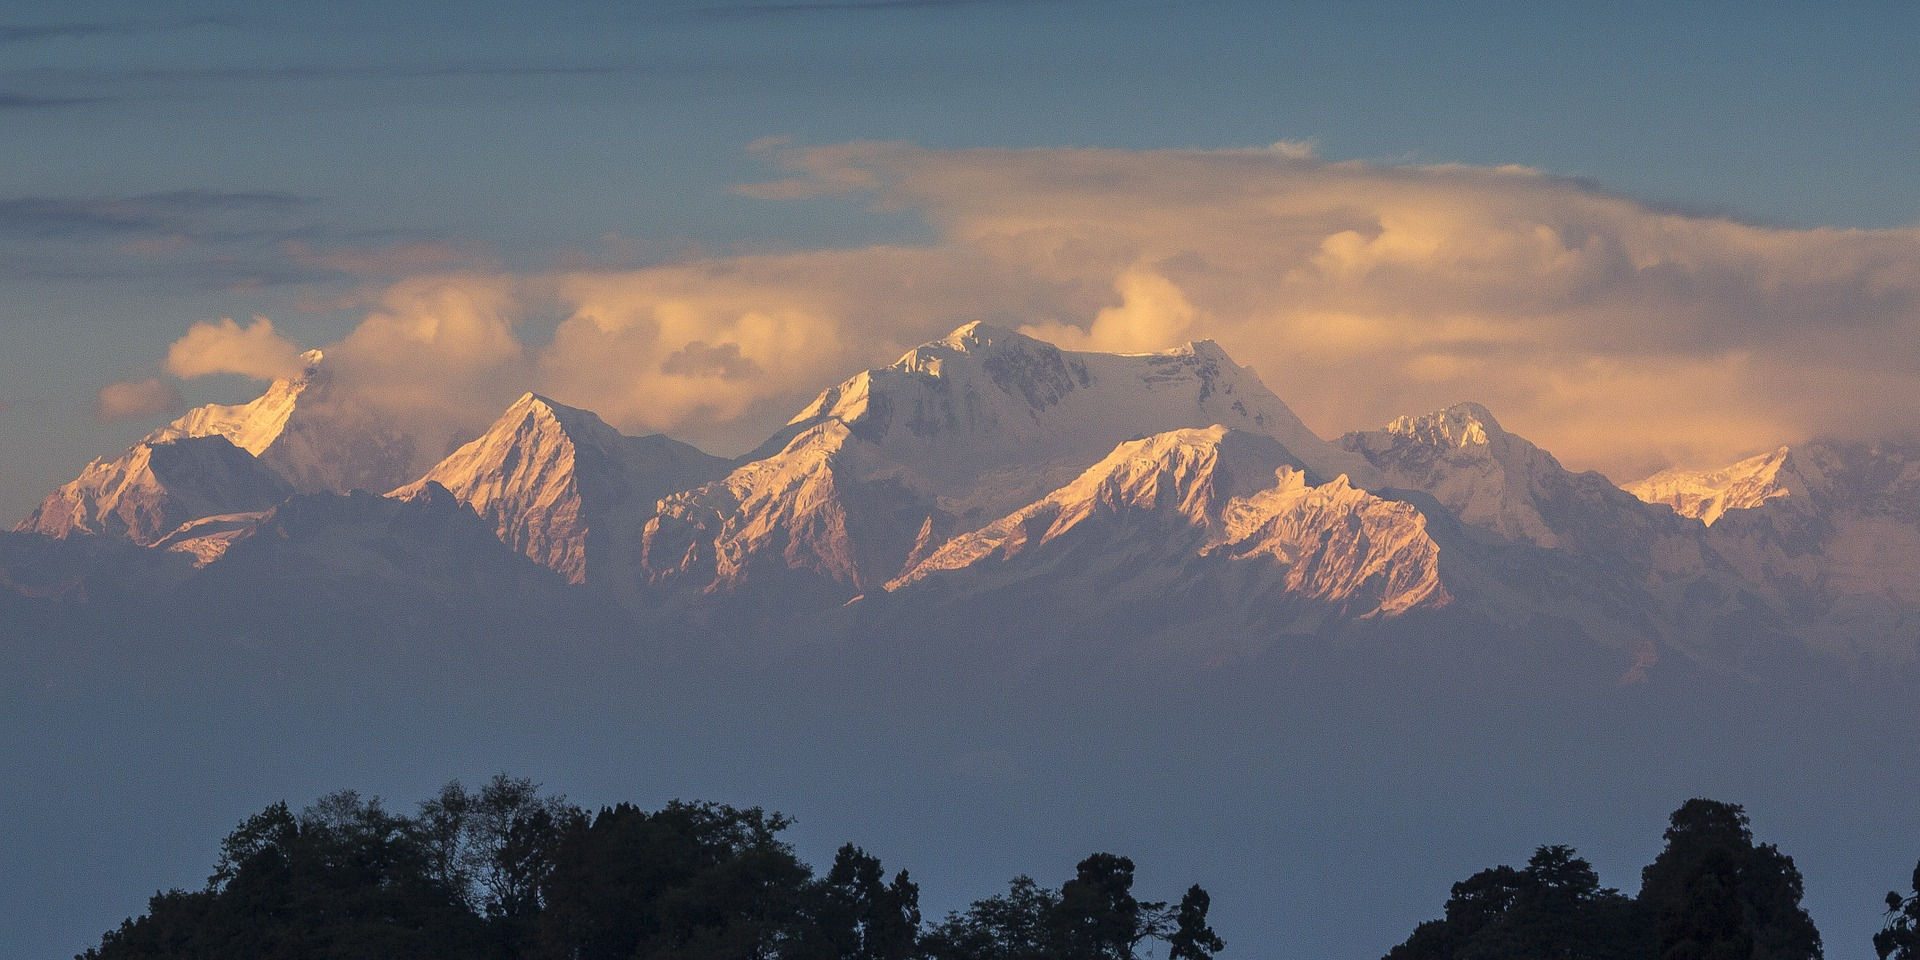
[18,435,292,547]
[9,322,1920,680]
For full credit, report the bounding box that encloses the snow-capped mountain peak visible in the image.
[395,391,729,584]
[151,349,326,458]
[148,348,419,494]
[17,435,292,546]
[886,424,1447,626]
[1625,445,1827,525]
[778,321,1375,508]
[1340,402,1686,554]
[1381,402,1502,449]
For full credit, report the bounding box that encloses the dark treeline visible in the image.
[82,775,1223,960]
[80,782,1920,960]
[1387,797,1920,960]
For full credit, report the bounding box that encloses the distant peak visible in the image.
[925,321,1038,356]
[291,348,327,382]
[943,319,1016,343]
[499,391,607,433]
[1179,339,1234,362]
[1385,402,1505,447]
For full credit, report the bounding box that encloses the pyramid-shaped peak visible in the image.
[499,391,612,434]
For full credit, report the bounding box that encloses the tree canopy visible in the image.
[1386,799,1822,960]
[80,776,1221,960]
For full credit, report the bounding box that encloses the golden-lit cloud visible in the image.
[97,377,183,422]
[164,316,306,381]
[155,141,1920,480]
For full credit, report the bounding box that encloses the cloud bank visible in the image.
[150,142,1920,480]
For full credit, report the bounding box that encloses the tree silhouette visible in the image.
[81,781,1227,960]
[1169,885,1226,960]
[1875,861,1920,960]
[1640,799,1822,960]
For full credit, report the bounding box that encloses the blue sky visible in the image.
[2,0,1916,519]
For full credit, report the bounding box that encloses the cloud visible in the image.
[326,274,526,431]
[157,141,1920,479]
[97,378,184,421]
[723,141,1920,477]
[166,317,307,381]
[0,190,309,239]
[0,16,236,45]
[696,0,1065,17]
[0,92,108,110]
[661,341,765,380]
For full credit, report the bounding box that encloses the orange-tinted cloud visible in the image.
[97,377,184,421]
[157,142,1920,480]
[165,316,306,381]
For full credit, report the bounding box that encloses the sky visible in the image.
[2,0,1917,521]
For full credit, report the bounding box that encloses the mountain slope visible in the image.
[1626,446,1826,525]
[392,393,730,585]
[887,426,1447,631]
[639,322,1378,607]
[1636,441,1920,663]
[16,436,293,546]
[179,483,569,615]
[148,349,418,494]
[1339,403,1704,564]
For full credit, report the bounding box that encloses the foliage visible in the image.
[79,778,1220,960]
[1386,799,1822,960]
[1875,861,1920,960]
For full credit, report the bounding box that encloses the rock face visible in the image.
[148,349,418,494]
[17,436,292,546]
[394,393,729,585]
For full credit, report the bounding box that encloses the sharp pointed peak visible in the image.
[505,390,597,421]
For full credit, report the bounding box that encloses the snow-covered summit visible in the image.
[1626,446,1828,525]
[886,424,1447,628]
[147,349,417,494]
[17,435,292,546]
[637,324,1380,607]
[1380,402,1503,449]
[779,321,1375,509]
[395,392,729,584]
[1340,402,1687,554]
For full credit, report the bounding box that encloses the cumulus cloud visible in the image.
[97,377,183,421]
[158,141,1920,479]
[165,316,306,381]
[728,141,1920,476]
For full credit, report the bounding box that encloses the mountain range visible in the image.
[11,323,1919,679]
